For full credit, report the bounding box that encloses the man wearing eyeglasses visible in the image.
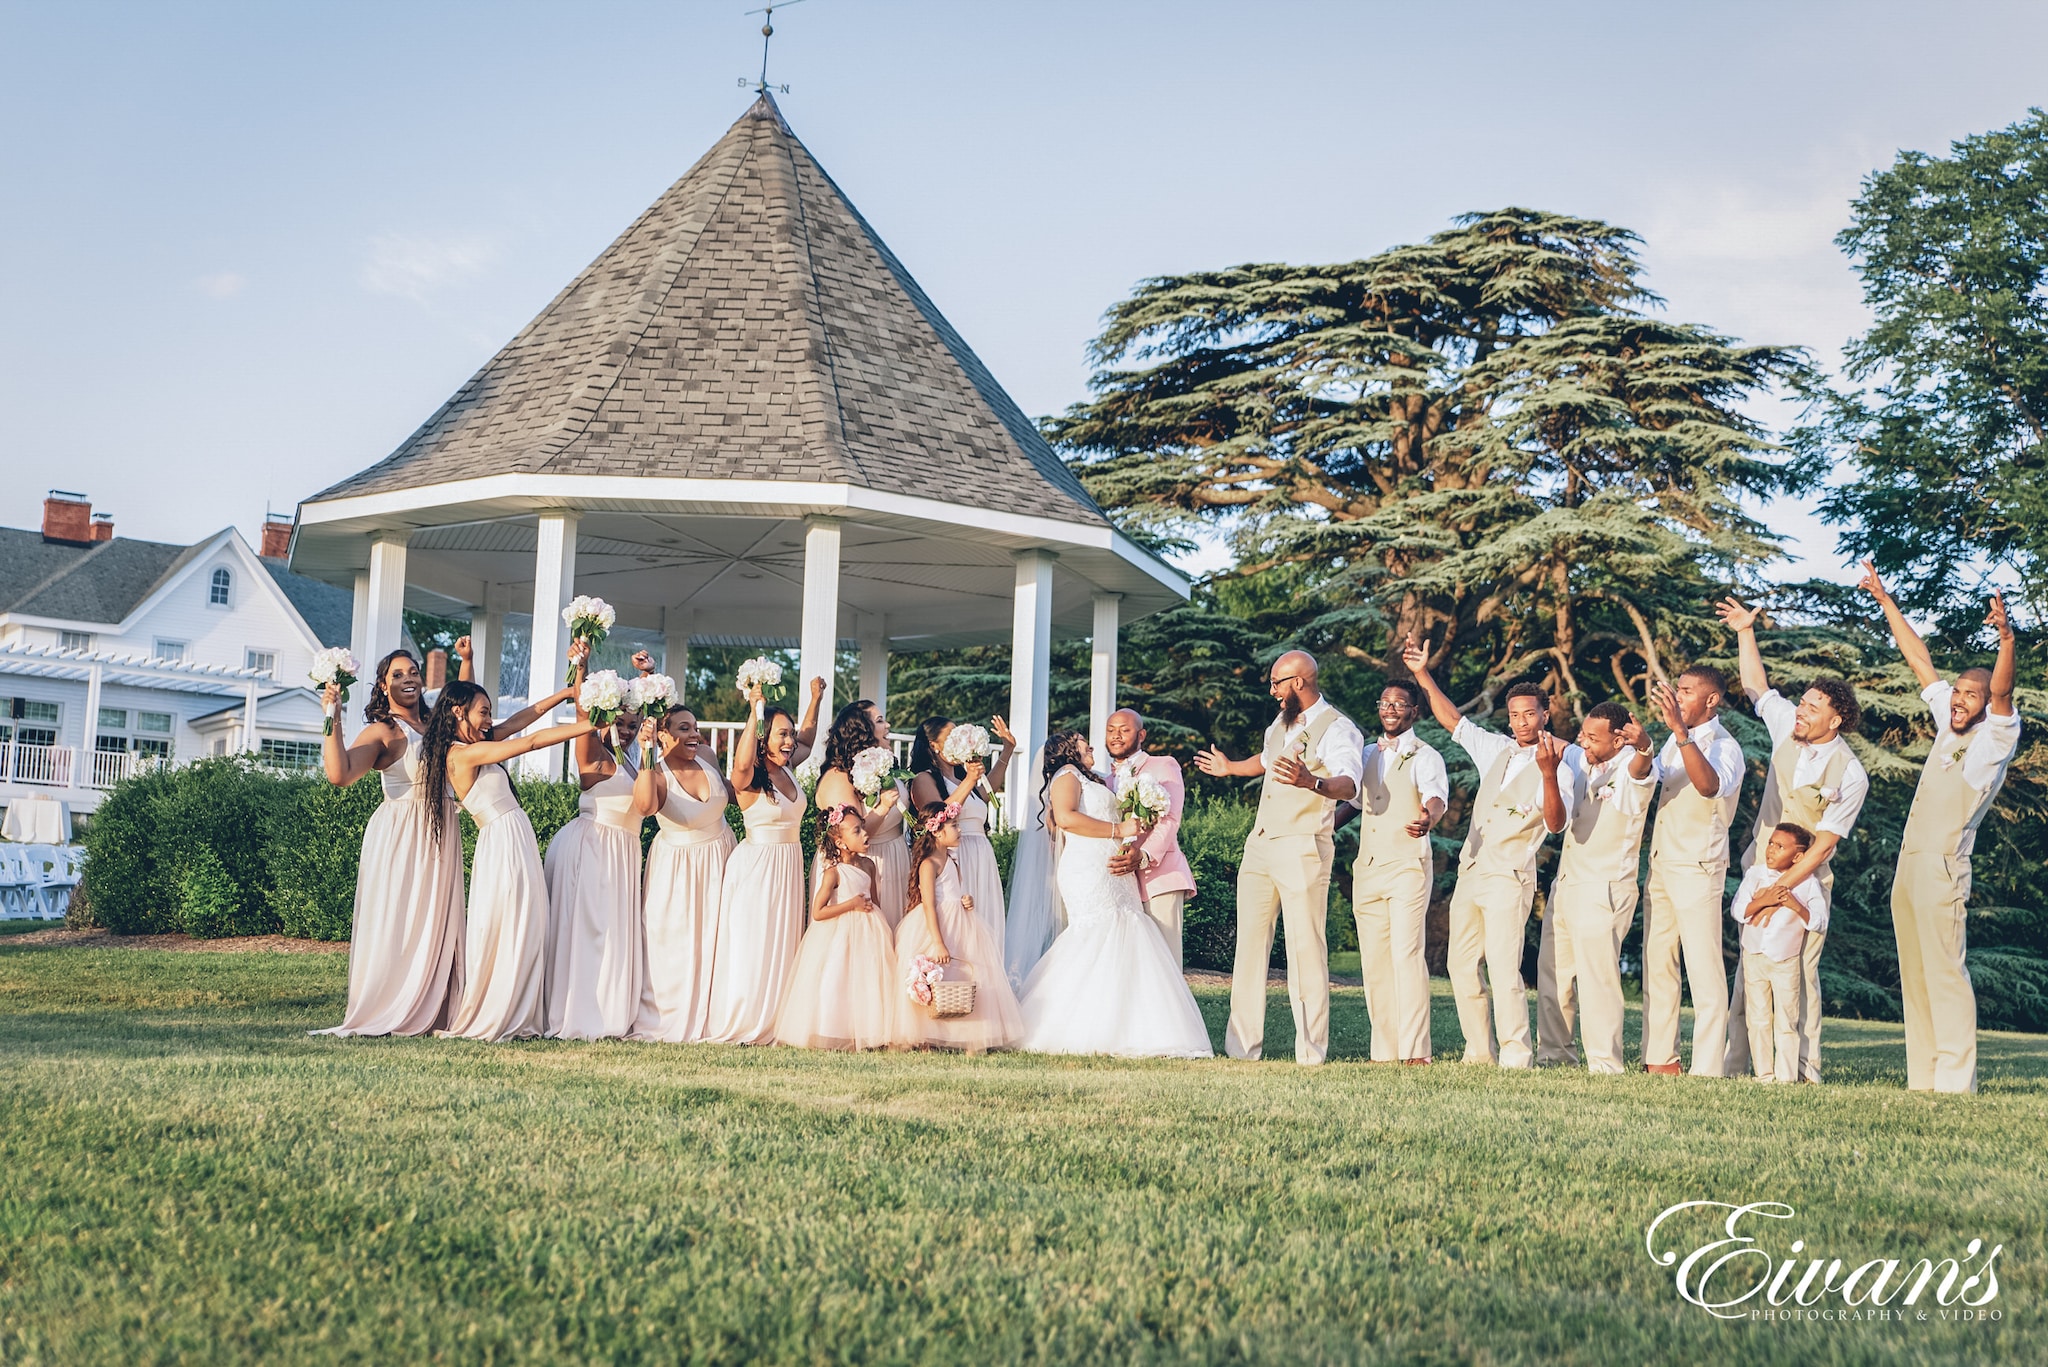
[1197,650,1364,1065]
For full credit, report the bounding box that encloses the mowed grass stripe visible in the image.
[1,944,2040,1365]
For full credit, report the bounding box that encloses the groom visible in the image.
[1103,708,1195,968]
[1197,650,1363,1065]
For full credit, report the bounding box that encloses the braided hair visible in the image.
[419,680,488,841]
[362,649,419,729]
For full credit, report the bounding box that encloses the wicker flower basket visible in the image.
[929,980,977,1018]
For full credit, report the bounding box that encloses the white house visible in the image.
[1,492,357,816]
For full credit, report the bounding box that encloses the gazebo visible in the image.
[287,94,1187,830]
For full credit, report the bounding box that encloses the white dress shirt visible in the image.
[1730,862,1829,961]
[1281,697,1366,788]
[1452,716,1580,829]
[1755,689,1869,839]
[1922,680,2024,856]
[1376,730,1450,807]
[1653,716,1746,828]
[1582,750,1656,816]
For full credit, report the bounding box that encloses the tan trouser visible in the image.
[1727,929,1827,1081]
[1893,853,1977,1094]
[1226,834,1334,1064]
[1146,891,1187,971]
[1541,875,1638,1074]
[1353,855,1433,1062]
[1743,949,1803,1082]
[1447,867,1536,1068]
[1641,858,1730,1076]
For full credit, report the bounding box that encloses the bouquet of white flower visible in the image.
[1116,772,1171,832]
[628,673,678,767]
[308,646,360,736]
[579,670,629,729]
[562,595,616,683]
[940,723,991,769]
[734,656,785,703]
[849,746,907,809]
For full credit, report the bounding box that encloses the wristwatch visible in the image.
[1310,775,1324,794]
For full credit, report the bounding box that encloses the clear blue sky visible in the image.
[4,0,2044,584]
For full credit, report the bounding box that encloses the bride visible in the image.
[1016,731,1214,1058]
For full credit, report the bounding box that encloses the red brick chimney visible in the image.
[41,491,93,545]
[90,513,115,542]
[260,513,294,560]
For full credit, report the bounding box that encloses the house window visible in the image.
[153,639,186,661]
[209,568,232,606]
[59,630,94,652]
[2,697,60,748]
[95,706,175,759]
[245,649,276,675]
[259,738,321,769]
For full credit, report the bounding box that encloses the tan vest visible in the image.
[1253,704,1346,838]
[1556,760,1651,884]
[1899,729,1985,861]
[1742,736,1852,889]
[1459,745,1549,875]
[1356,737,1432,865]
[1649,732,1734,868]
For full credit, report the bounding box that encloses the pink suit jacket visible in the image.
[1122,751,1195,900]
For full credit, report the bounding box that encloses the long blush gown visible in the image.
[313,717,465,1036]
[701,778,806,1045]
[894,856,1022,1053]
[633,752,735,1043]
[440,758,549,1042]
[870,781,911,932]
[775,861,904,1050]
[953,788,1008,946]
[541,756,647,1040]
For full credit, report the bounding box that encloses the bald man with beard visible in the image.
[1198,650,1364,1065]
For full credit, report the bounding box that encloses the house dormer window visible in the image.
[209,567,232,606]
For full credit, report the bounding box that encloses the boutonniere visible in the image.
[1818,786,1841,804]
[1505,803,1535,819]
[1594,781,1618,803]
[1395,745,1416,770]
[1938,748,1961,771]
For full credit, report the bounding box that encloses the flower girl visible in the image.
[774,805,903,1051]
[894,802,1022,1054]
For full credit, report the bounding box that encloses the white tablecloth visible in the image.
[1,795,71,844]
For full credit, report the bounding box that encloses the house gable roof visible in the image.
[308,95,1106,528]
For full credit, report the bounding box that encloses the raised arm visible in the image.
[1988,592,2017,717]
[490,641,588,740]
[319,683,397,787]
[986,715,1019,791]
[1533,732,1569,834]
[453,716,595,770]
[730,689,765,795]
[1859,561,1940,689]
[1400,634,1466,734]
[628,718,667,817]
[1651,682,1721,797]
[1715,597,1768,704]
[787,676,826,768]
[454,635,474,683]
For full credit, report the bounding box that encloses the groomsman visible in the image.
[1862,566,2021,1094]
[1103,708,1195,967]
[1641,667,1746,1077]
[1715,597,1870,1082]
[1198,650,1363,1065]
[1402,639,1578,1069]
[1347,680,1448,1064]
[1538,702,1655,1073]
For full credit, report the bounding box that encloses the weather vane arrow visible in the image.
[740,0,806,95]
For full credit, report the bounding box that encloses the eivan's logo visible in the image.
[1645,1202,2003,1322]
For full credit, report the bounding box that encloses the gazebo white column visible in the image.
[359,532,408,733]
[663,609,691,703]
[521,511,578,779]
[1006,549,1056,833]
[348,570,371,731]
[798,517,842,729]
[857,612,888,715]
[470,583,505,696]
[1088,591,1121,755]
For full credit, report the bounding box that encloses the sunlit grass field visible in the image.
[2,941,2041,1365]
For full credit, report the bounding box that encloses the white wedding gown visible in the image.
[1017,769,1214,1058]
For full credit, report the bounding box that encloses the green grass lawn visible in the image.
[2,943,2040,1365]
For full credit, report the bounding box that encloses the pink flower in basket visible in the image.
[906,955,946,1006]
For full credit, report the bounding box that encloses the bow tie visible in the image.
[1378,736,1402,751]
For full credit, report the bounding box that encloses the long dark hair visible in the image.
[749,705,795,793]
[363,649,419,729]
[905,800,956,920]
[420,680,488,840]
[1039,729,1104,829]
[822,699,879,775]
[908,716,954,785]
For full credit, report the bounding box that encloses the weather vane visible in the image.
[739,0,806,95]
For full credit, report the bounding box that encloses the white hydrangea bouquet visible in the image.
[850,745,908,809]
[562,595,616,683]
[628,673,678,767]
[579,670,629,730]
[940,722,991,769]
[1115,772,1171,841]
[734,655,786,703]
[308,646,359,736]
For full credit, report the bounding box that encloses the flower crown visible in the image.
[921,802,963,834]
[822,803,861,828]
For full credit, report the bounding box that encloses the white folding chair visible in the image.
[23,843,66,918]
[0,848,38,920]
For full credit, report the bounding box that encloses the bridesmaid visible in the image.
[894,801,1023,1053]
[701,683,813,1044]
[775,804,903,1050]
[908,714,1019,947]
[632,706,738,1043]
[424,680,594,1042]
[312,649,465,1037]
[813,699,910,930]
[542,692,667,1040]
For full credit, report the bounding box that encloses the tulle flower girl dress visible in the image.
[542,752,648,1040]
[633,750,736,1043]
[776,849,904,1051]
[895,841,1022,1053]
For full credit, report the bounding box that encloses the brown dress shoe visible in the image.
[1645,1062,1683,1075]
[1403,1057,1431,1066]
